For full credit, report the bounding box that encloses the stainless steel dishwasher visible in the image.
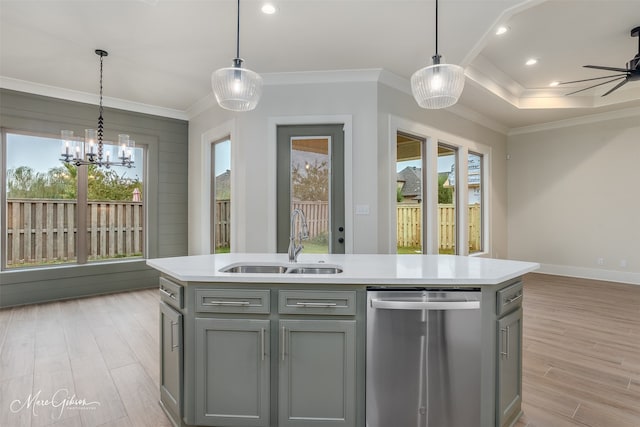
[366,288,481,427]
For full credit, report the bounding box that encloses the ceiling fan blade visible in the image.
[583,65,629,73]
[601,78,629,97]
[564,76,625,96]
[558,74,626,85]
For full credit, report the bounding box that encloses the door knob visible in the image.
[338,226,344,232]
[338,237,344,244]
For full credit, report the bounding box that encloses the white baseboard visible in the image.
[536,263,640,286]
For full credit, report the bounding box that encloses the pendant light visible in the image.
[211,0,263,112]
[411,0,465,109]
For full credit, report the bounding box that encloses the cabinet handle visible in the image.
[295,302,338,308]
[500,327,508,358]
[506,293,522,304]
[160,288,175,299]
[281,326,286,361]
[202,300,251,306]
[170,320,179,351]
[261,328,265,361]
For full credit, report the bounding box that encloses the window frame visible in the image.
[389,116,491,257]
[1,128,148,270]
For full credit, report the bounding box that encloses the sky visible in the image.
[6,133,144,181]
[214,139,231,176]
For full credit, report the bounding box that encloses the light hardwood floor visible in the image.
[1,274,638,427]
[515,273,640,427]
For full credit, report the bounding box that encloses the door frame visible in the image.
[267,115,353,253]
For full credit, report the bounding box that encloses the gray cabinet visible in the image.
[195,318,270,427]
[160,301,183,426]
[497,307,523,427]
[279,319,356,427]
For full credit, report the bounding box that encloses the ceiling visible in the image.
[1,0,639,132]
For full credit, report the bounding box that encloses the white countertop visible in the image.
[146,253,539,286]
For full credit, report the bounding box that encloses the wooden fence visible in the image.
[213,200,231,249]
[397,204,482,252]
[6,199,143,267]
[212,200,330,249]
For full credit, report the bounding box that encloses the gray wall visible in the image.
[0,89,188,307]
[507,113,640,284]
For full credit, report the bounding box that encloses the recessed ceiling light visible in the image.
[549,81,560,87]
[525,58,538,66]
[495,26,509,36]
[261,3,277,14]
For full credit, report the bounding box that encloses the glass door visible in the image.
[276,124,345,254]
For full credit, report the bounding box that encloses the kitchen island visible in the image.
[147,253,538,427]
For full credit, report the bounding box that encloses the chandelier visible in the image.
[60,49,134,168]
[211,0,263,112]
[410,0,465,109]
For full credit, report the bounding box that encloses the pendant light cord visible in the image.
[236,0,241,59]
[435,0,439,56]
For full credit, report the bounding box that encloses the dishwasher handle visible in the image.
[370,299,480,310]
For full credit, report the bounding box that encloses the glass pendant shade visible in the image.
[212,65,263,112]
[411,61,465,109]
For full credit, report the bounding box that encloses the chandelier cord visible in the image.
[98,52,105,162]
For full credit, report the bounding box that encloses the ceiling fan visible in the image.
[559,25,640,96]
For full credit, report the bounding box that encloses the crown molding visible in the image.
[0,76,188,120]
[461,0,549,67]
[508,105,640,136]
[262,69,383,86]
[447,102,510,135]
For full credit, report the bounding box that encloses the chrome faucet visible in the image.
[288,208,309,262]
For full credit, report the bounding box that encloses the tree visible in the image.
[438,173,453,204]
[87,166,142,201]
[6,165,142,201]
[292,160,329,201]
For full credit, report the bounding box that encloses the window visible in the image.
[438,144,457,254]
[211,138,231,253]
[391,118,490,256]
[396,132,425,254]
[468,152,483,254]
[3,131,145,269]
[290,136,330,254]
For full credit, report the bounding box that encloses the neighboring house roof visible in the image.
[397,167,422,199]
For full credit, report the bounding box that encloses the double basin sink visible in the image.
[221,262,343,275]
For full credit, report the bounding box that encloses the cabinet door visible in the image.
[195,318,270,427]
[497,308,523,427]
[279,319,356,427]
[160,302,182,424]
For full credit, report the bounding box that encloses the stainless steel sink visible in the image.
[220,262,342,274]
[287,266,343,274]
[220,264,288,274]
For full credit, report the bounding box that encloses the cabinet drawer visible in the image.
[279,290,356,315]
[195,289,270,314]
[160,277,183,309]
[497,281,523,317]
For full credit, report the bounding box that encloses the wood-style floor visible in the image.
[0,288,171,427]
[0,274,638,427]
[515,274,640,427]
